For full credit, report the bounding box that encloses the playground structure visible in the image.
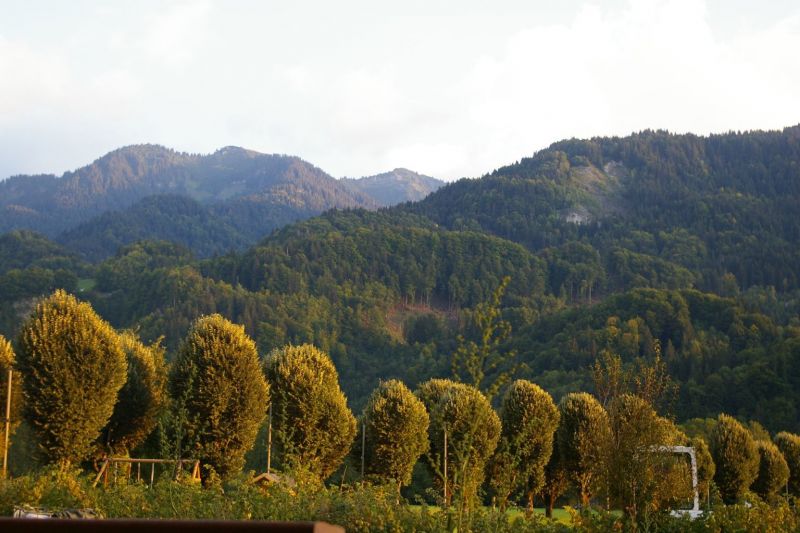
[650,445,703,520]
[92,457,201,488]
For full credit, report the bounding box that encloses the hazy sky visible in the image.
[1,0,799,181]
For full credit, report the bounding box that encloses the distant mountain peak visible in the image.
[341,168,444,206]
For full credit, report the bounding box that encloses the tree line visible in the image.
[3,289,800,528]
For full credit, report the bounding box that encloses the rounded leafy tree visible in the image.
[17,290,127,468]
[170,314,269,479]
[265,344,356,481]
[489,379,559,510]
[752,440,790,499]
[709,414,759,503]
[358,379,429,488]
[101,332,167,455]
[775,431,800,496]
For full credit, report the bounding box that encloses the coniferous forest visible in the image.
[1,127,800,530]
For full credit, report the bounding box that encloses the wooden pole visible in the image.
[443,425,448,506]
[2,369,12,479]
[361,421,366,481]
[266,403,272,474]
[150,463,155,488]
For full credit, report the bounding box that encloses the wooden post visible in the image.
[443,425,448,506]
[150,462,155,488]
[360,421,366,482]
[266,403,272,474]
[2,369,12,479]
[92,459,110,487]
[137,462,141,482]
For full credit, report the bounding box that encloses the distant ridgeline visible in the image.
[1,127,799,432]
[0,144,443,261]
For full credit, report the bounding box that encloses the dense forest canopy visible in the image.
[0,126,799,432]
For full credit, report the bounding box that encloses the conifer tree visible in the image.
[170,314,268,479]
[357,379,429,488]
[265,343,356,481]
[101,332,167,455]
[17,290,127,468]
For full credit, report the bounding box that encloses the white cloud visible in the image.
[0,0,799,181]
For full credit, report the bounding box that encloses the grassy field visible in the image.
[77,278,96,292]
[409,505,573,526]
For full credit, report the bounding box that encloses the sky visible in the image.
[1,0,799,181]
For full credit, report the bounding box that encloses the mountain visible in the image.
[0,144,377,239]
[341,168,444,206]
[407,126,800,294]
[58,194,250,262]
[2,126,800,432]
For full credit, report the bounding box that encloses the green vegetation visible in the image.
[709,414,759,503]
[264,344,356,481]
[16,290,127,468]
[1,127,800,529]
[752,440,790,500]
[169,314,269,479]
[101,332,166,455]
[356,379,429,488]
[775,431,800,496]
[489,379,559,510]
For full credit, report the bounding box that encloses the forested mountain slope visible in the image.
[1,127,799,432]
[0,144,376,239]
[341,168,444,206]
[409,126,800,294]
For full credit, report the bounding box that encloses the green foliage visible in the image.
[555,392,610,506]
[357,379,429,487]
[451,275,519,399]
[264,344,356,481]
[100,332,167,454]
[606,394,688,519]
[752,440,790,499]
[169,314,269,479]
[489,379,559,509]
[690,436,715,502]
[415,378,501,508]
[709,414,760,503]
[775,431,800,496]
[16,290,127,467]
